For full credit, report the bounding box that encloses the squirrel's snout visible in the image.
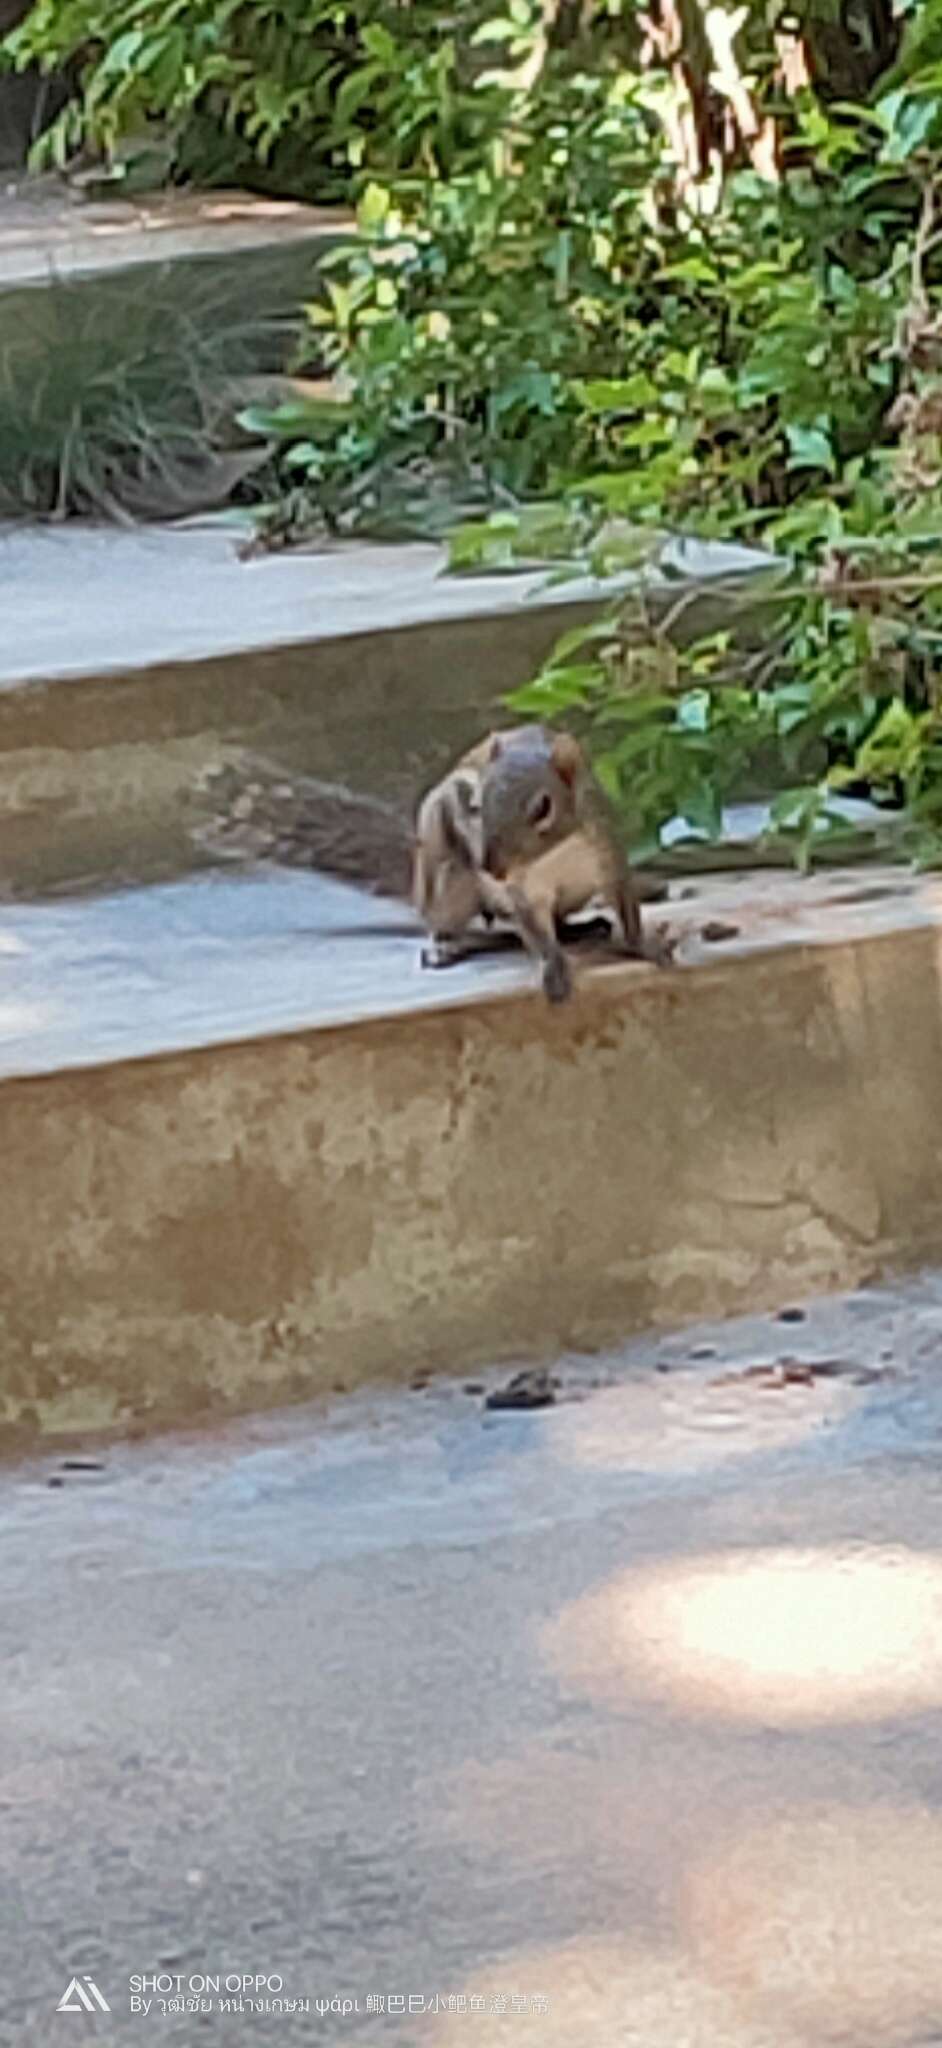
[483,841,506,879]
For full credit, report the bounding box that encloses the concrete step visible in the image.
[0,521,774,896]
[0,179,350,361]
[0,857,937,1439]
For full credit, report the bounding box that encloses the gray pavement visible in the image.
[5,1275,942,2045]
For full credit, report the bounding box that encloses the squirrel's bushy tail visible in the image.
[191,755,415,899]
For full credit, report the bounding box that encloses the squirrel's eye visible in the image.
[529,792,553,828]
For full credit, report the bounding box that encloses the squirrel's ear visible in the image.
[488,733,504,762]
[551,733,583,786]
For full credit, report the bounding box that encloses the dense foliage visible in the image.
[12,0,942,859]
[235,5,942,862]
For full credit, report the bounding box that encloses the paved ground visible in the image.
[5,1274,942,2045]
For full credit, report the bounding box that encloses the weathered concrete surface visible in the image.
[0,185,348,290]
[5,1275,942,2045]
[1,861,941,1437]
[0,525,775,893]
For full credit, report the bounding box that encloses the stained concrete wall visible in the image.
[2,924,940,1440]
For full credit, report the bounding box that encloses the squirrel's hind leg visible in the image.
[612,870,676,967]
[601,842,677,967]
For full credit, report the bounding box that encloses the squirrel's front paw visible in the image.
[421,939,459,971]
[542,952,573,1004]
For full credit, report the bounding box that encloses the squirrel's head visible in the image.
[480,726,584,877]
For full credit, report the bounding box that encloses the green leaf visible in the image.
[236,401,349,441]
[678,782,724,838]
[785,424,835,474]
[360,24,397,63]
[507,665,600,713]
[545,617,619,664]
[471,18,519,44]
[593,754,623,804]
[698,367,735,403]
[876,89,938,160]
[98,29,147,76]
[357,181,391,233]
[575,375,658,413]
[659,256,718,285]
[675,690,709,732]
[854,698,923,780]
[599,694,674,725]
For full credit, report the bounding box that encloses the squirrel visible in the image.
[193,725,673,1002]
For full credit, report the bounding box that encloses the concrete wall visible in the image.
[2,924,940,1440]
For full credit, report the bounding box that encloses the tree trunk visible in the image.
[0,0,75,170]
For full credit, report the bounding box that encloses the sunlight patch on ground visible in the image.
[542,1546,942,1721]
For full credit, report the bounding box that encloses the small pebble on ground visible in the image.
[485,1369,556,1412]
